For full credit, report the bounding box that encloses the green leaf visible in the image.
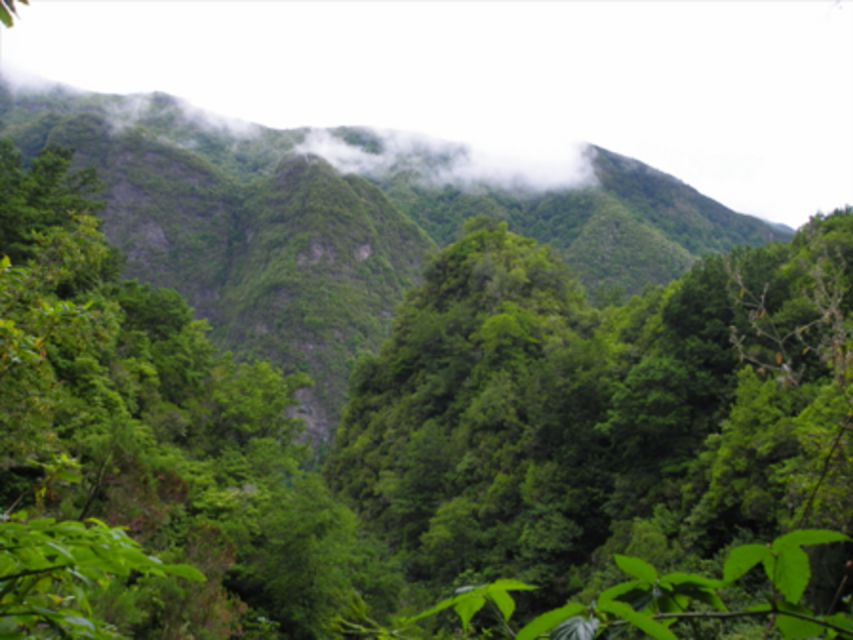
[656,592,689,615]
[660,572,723,590]
[771,545,810,604]
[658,573,727,612]
[516,603,586,640]
[454,594,486,632]
[614,554,658,583]
[45,542,75,562]
[402,594,459,624]
[773,529,850,550]
[403,580,534,626]
[775,602,825,640]
[598,600,677,640]
[488,578,537,592]
[825,613,853,637]
[164,563,206,582]
[598,579,648,604]
[684,587,727,612]
[0,6,12,28]
[723,544,772,583]
[489,588,516,622]
[62,615,96,631]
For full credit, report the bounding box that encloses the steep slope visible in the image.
[0,79,435,441]
[217,154,433,438]
[560,193,695,298]
[589,145,786,253]
[0,76,792,436]
[326,221,611,599]
[368,141,792,300]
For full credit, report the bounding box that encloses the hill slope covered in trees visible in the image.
[0,76,792,438]
[0,142,405,638]
[327,212,852,635]
[0,135,849,638]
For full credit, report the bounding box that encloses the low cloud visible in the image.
[0,65,261,143]
[0,63,69,94]
[295,128,596,193]
[104,91,261,139]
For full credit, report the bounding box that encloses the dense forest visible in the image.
[0,75,792,442]
[0,138,850,640]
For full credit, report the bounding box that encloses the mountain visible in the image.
[0,79,434,441]
[0,76,791,439]
[345,131,791,300]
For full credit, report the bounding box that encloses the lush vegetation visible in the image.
[0,142,401,638]
[328,213,852,636]
[0,77,791,442]
[0,108,848,638]
[371,144,790,302]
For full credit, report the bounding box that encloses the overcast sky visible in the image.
[2,1,852,228]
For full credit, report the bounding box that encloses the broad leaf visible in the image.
[723,544,772,583]
[771,544,810,604]
[164,563,206,582]
[656,592,689,615]
[776,614,825,640]
[775,602,825,640]
[660,572,723,589]
[454,594,487,632]
[598,579,648,605]
[404,579,534,626]
[683,586,727,612]
[402,594,460,624]
[598,600,677,640]
[62,615,96,631]
[516,602,585,640]
[773,529,850,550]
[614,554,658,583]
[825,613,853,637]
[488,578,537,592]
[489,588,516,622]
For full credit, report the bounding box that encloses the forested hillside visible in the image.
[0,76,791,440]
[1,136,851,638]
[1,72,850,638]
[0,143,402,638]
[334,128,791,298]
[327,213,852,636]
[0,79,435,440]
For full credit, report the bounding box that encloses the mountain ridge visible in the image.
[0,75,792,439]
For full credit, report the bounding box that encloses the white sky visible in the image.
[1,1,852,228]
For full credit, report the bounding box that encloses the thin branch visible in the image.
[0,563,71,582]
[609,607,853,637]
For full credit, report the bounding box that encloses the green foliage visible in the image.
[327,222,597,589]
[2,88,850,640]
[0,514,203,638]
[330,208,853,631]
[375,144,789,302]
[368,530,850,640]
[0,141,404,639]
[0,87,437,440]
[0,82,791,445]
[0,140,103,265]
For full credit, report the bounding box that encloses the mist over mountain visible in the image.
[0,75,791,439]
